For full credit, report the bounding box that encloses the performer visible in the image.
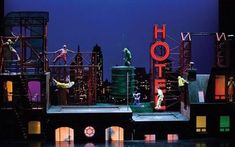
[53,44,75,64]
[227,76,235,102]
[178,75,189,109]
[52,78,75,89]
[155,87,164,109]
[1,32,20,60]
[133,91,141,105]
[123,47,132,66]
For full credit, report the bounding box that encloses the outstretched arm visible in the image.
[185,79,189,84]
[55,48,62,53]
[68,49,75,53]
[11,32,19,43]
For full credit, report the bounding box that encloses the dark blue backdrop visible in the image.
[5,0,218,80]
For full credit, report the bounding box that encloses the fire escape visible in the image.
[0,11,49,139]
[1,11,48,73]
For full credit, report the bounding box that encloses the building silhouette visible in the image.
[92,44,103,102]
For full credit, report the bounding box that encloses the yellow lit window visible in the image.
[6,81,13,102]
[196,116,206,132]
[28,121,41,134]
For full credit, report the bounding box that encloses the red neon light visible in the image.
[151,24,169,111]
[154,24,166,39]
[154,79,166,93]
[150,41,170,62]
[154,64,166,78]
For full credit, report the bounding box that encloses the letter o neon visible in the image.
[150,41,170,61]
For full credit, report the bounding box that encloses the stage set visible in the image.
[0,11,235,144]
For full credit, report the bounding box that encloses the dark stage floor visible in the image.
[0,138,234,147]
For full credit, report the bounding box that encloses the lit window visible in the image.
[105,126,124,141]
[28,81,41,102]
[144,134,155,142]
[220,116,230,132]
[55,127,74,142]
[196,116,206,132]
[84,126,95,137]
[215,75,225,100]
[167,134,178,142]
[28,121,41,134]
[5,81,13,102]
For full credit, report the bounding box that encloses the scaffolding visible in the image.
[48,52,97,105]
[0,11,49,74]
[179,32,192,75]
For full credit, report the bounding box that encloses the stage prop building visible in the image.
[0,11,235,144]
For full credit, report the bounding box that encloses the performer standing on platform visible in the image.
[155,87,164,109]
[1,32,20,60]
[227,76,235,102]
[53,44,75,64]
[133,91,141,106]
[178,75,189,109]
[123,47,132,66]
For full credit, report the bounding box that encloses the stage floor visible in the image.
[132,112,189,122]
[47,105,132,114]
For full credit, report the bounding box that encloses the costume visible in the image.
[178,76,189,109]
[123,48,132,66]
[133,92,141,105]
[53,79,75,89]
[53,45,74,64]
[2,36,20,60]
[155,88,164,109]
[228,77,235,102]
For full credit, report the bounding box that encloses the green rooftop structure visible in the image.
[111,66,135,104]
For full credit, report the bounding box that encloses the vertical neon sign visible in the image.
[150,24,170,110]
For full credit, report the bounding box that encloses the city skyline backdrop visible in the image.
[4,0,219,80]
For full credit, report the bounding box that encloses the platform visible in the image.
[132,112,189,122]
[47,105,132,114]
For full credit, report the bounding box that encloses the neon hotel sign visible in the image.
[150,24,169,109]
[150,24,227,110]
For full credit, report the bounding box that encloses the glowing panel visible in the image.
[196,116,206,132]
[28,121,41,134]
[28,81,41,102]
[220,116,230,132]
[105,126,124,141]
[55,127,74,142]
[84,126,95,138]
[144,134,155,142]
[167,134,178,142]
[215,75,225,100]
[6,81,13,102]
